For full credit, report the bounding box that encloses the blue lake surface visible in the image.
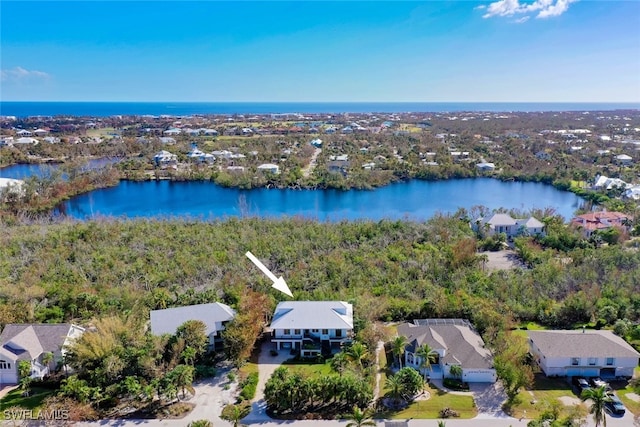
[55,178,583,221]
[0,159,120,179]
[2,102,639,117]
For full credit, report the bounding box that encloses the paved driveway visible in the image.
[244,340,292,423]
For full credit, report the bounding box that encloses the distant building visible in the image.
[570,211,632,237]
[257,163,280,174]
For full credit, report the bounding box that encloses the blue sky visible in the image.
[1,1,639,102]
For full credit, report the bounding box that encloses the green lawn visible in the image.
[377,385,477,419]
[612,370,640,417]
[282,359,335,377]
[504,375,586,420]
[0,387,56,420]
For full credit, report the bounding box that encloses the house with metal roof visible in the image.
[528,330,640,379]
[473,213,545,238]
[397,319,496,383]
[0,323,85,385]
[269,301,353,356]
[150,302,236,348]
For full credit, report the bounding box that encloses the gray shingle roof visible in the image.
[270,301,353,330]
[0,324,74,361]
[528,330,640,358]
[397,319,493,369]
[150,302,236,337]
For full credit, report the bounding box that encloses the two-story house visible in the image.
[150,302,236,349]
[269,301,353,356]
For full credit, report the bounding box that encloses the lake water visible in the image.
[0,159,121,179]
[54,178,583,221]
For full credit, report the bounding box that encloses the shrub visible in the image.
[443,378,469,391]
[238,372,259,401]
[195,365,217,379]
[439,407,460,418]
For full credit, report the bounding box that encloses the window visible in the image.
[322,329,329,335]
[283,329,290,335]
[407,353,414,364]
[0,360,10,370]
[571,357,580,366]
[294,329,300,335]
[588,357,596,366]
[312,329,319,333]
[606,357,614,366]
[336,329,342,338]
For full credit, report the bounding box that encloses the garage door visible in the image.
[463,369,497,383]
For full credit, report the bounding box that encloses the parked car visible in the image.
[572,377,591,394]
[589,377,612,390]
[605,393,626,416]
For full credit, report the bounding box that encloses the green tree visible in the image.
[187,421,213,427]
[168,364,195,400]
[220,403,251,427]
[416,344,438,381]
[175,320,209,358]
[580,386,611,427]
[330,351,350,376]
[395,367,424,398]
[17,360,32,394]
[390,335,407,368]
[449,364,463,380]
[345,405,377,427]
[42,351,55,373]
[346,342,369,370]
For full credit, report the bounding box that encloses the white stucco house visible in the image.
[153,150,178,168]
[0,324,85,385]
[257,163,280,174]
[528,330,640,379]
[269,301,353,356]
[150,302,236,348]
[398,319,496,383]
[473,213,545,238]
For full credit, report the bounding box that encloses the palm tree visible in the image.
[391,336,408,369]
[449,364,463,380]
[346,406,377,427]
[416,344,438,381]
[580,385,611,427]
[385,373,404,407]
[330,351,350,376]
[42,351,55,374]
[346,342,369,370]
[220,403,251,427]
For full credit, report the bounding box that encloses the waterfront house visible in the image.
[150,302,236,349]
[270,301,353,356]
[476,162,496,171]
[528,330,639,379]
[257,163,280,174]
[398,319,496,383]
[473,213,545,238]
[0,324,85,384]
[592,175,630,190]
[570,211,632,237]
[188,147,215,164]
[153,150,178,168]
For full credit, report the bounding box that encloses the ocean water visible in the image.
[1,102,639,117]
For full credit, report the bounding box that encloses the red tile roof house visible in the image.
[570,211,633,237]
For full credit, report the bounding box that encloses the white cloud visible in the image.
[1,66,50,82]
[514,16,531,23]
[474,4,487,10]
[482,0,577,19]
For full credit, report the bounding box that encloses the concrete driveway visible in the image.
[244,340,292,423]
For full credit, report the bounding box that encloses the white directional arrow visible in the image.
[245,251,293,297]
